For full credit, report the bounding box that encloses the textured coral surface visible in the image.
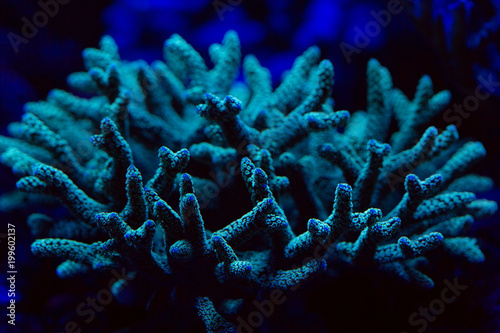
[0,30,497,332]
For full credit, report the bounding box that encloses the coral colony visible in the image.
[0,31,496,332]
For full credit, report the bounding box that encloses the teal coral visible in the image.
[0,31,496,331]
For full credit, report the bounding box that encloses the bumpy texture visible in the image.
[0,31,496,332]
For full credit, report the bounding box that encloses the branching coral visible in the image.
[0,31,496,332]
[408,0,500,98]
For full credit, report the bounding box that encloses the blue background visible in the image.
[0,0,499,332]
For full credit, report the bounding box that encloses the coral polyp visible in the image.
[0,31,495,332]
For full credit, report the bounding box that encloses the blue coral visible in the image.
[0,31,496,331]
[410,0,500,98]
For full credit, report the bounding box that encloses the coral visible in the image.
[409,0,500,98]
[0,31,496,332]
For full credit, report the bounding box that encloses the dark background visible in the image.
[0,0,499,332]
